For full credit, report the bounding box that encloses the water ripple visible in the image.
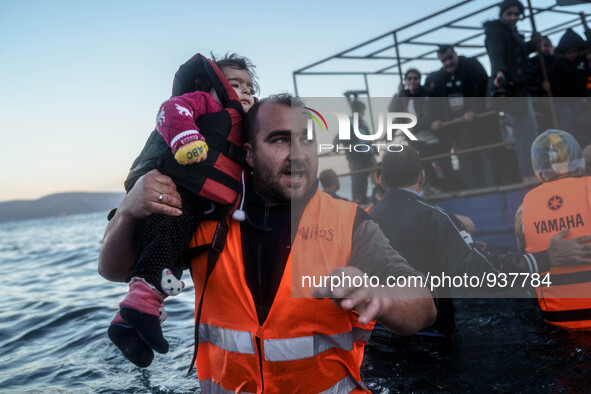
[2,214,591,391]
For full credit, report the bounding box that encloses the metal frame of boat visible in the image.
[292,0,591,248]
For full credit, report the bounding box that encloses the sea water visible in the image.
[1,212,591,392]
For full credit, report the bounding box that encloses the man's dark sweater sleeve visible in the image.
[349,209,424,279]
[432,206,551,277]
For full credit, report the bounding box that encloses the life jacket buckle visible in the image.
[211,219,229,253]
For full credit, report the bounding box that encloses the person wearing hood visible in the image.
[554,24,590,98]
[551,16,591,147]
[515,129,591,330]
[483,0,540,183]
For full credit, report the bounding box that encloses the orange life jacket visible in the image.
[190,190,374,393]
[523,176,591,330]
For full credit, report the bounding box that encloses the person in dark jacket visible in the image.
[370,145,591,338]
[528,35,559,133]
[319,169,348,201]
[551,19,591,147]
[342,97,376,204]
[425,45,496,189]
[528,35,556,97]
[483,0,540,182]
[552,28,589,98]
[389,68,428,114]
[388,68,447,192]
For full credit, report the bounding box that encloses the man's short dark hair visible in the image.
[437,45,455,56]
[381,145,423,189]
[319,169,339,189]
[351,100,365,112]
[244,93,304,145]
[194,52,259,95]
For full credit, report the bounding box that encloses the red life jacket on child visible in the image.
[124,54,246,215]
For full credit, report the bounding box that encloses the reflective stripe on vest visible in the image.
[541,308,591,323]
[264,327,372,362]
[523,177,591,330]
[200,375,365,394]
[199,324,256,355]
[199,379,256,394]
[319,375,367,394]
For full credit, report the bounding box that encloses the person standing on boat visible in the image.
[516,129,591,330]
[425,45,495,189]
[483,0,540,183]
[550,16,591,148]
[319,169,348,201]
[388,69,448,193]
[342,95,377,205]
[371,145,591,338]
[528,35,559,134]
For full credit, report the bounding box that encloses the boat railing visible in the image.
[320,107,539,200]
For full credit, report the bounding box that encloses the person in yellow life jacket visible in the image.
[99,94,436,393]
[516,129,591,330]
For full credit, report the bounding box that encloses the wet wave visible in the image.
[2,213,591,392]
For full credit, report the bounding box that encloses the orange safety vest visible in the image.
[523,177,591,330]
[190,190,374,393]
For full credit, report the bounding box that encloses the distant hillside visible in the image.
[0,192,125,223]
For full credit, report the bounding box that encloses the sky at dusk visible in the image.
[1,0,589,202]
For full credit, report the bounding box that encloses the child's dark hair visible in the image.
[194,53,259,95]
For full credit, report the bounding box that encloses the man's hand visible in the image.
[311,266,383,325]
[430,120,442,131]
[548,228,591,266]
[311,266,436,334]
[494,71,506,88]
[120,170,182,219]
[455,214,475,234]
[462,111,476,123]
[98,170,182,282]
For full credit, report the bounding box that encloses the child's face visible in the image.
[221,66,254,112]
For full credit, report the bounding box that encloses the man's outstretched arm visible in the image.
[98,170,182,282]
[312,219,436,335]
[312,265,436,335]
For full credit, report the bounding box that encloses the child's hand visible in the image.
[174,140,208,165]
